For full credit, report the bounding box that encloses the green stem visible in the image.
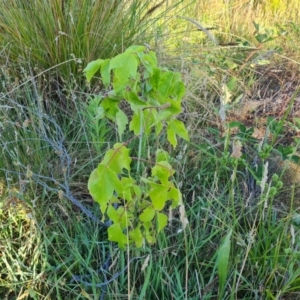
[137,111,143,173]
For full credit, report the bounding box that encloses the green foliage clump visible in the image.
[84,45,189,249]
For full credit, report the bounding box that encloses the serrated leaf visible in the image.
[116,109,128,140]
[139,207,156,223]
[167,119,189,148]
[88,165,121,214]
[156,212,168,233]
[169,119,189,141]
[108,223,128,249]
[129,227,144,248]
[148,182,169,210]
[102,143,131,174]
[84,59,103,82]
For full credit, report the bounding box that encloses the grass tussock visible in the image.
[0,0,180,81]
[1,0,300,299]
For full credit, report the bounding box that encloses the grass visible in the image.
[1,0,300,299]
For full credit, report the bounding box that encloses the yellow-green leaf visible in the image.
[129,227,144,248]
[83,59,103,82]
[152,161,174,185]
[116,109,128,140]
[108,223,128,249]
[100,59,111,87]
[101,143,131,174]
[139,207,156,223]
[88,165,121,214]
[157,212,168,233]
[148,182,169,210]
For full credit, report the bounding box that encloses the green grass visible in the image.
[1,0,300,299]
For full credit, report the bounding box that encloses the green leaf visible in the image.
[157,71,175,100]
[167,119,189,148]
[101,98,120,120]
[102,143,132,174]
[169,119,189,141]
[88,165,121,214]
[155,121,163,136]
[129,111,141,135]
[100,59,111,87]
[124,91,146,113]
[83,59,103,82]
[110,53,138,92]
[133,184,142,201]
[116,109,128,140]
[156,149,169,162]
[106,204,119,224]
[125,45,146,53]
[143,222,156,244]
[166,123,177,148]
[173,80,185,101]
[156,99,182,122]
[156,71,185,102]
[139,207,156,223]
[108,223,128,249]
[152,161,174,185]
[129,227,144,248]
[117,206,133,228]
[138,51,158,74]
[216,229,232,299]
[129,109,157,136]
[148,182,169,210]
[149,68,161,90]
[168,186,181,208]
[156,212,168,233]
